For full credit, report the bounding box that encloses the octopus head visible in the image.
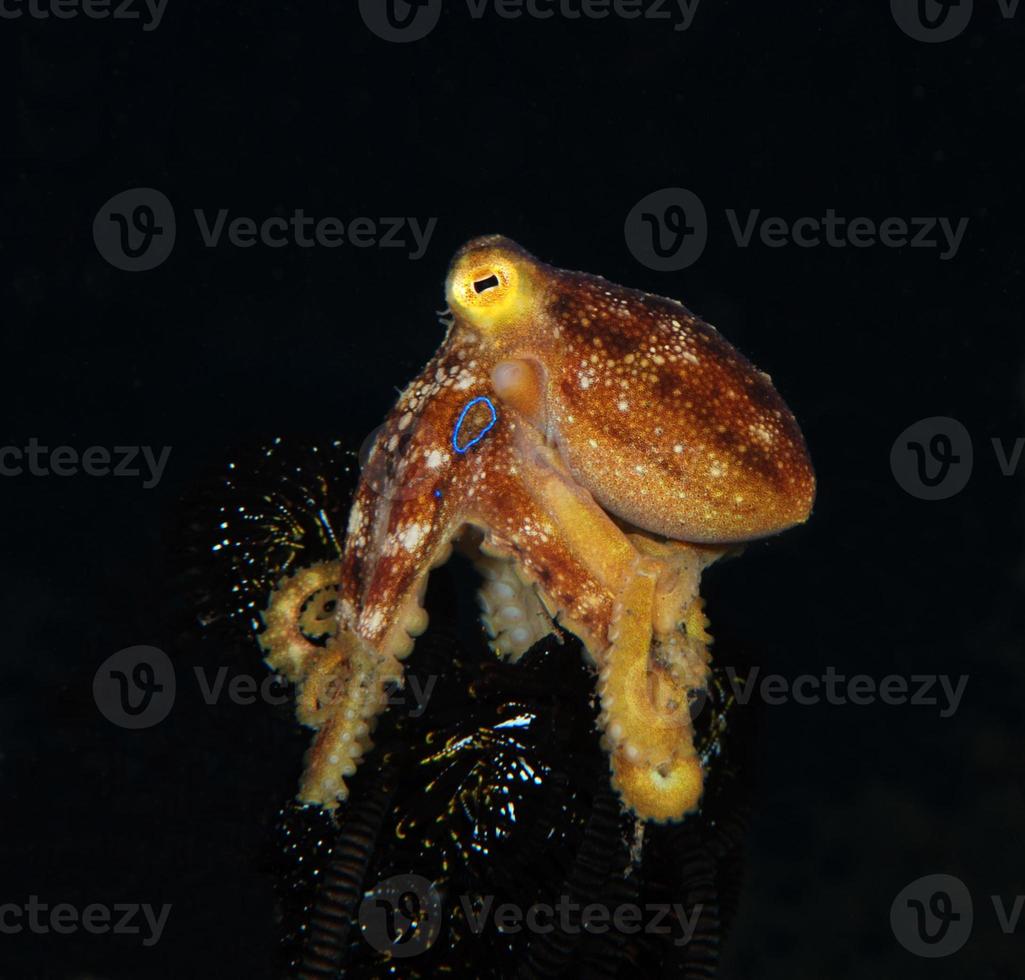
[445,234,815,546]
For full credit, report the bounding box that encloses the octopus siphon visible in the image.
[258,235,814,823]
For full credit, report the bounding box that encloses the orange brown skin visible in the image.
[259,235,815,822]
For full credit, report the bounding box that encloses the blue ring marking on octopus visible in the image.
[452,396,498,454]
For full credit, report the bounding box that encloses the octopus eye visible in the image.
[446,240,532,328]
[452,260,516,311]
[473,273,501,294]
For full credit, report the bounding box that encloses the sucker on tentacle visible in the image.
[472,548,559,662]
[259,235,814,821]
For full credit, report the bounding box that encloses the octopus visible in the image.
[259,235,814,823]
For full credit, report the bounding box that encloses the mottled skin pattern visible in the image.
[260,236,814,822]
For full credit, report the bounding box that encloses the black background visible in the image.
[3,2,1025,977]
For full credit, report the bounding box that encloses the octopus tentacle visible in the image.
[464,426,719,819]
[259,562,343,681]
[259,561,405,808]
[294,629,401,807]
[597,560,706,822]
[472,550,558,661]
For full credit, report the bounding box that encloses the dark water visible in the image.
[3,3,1024,978]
